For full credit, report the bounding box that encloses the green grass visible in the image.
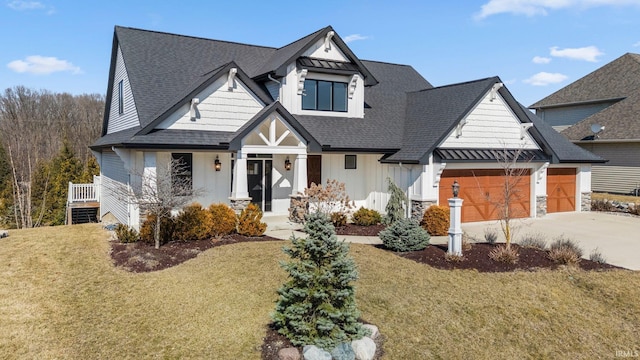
[1,224,639,359]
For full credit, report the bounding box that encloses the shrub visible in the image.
[589,248,607,264]
[548,236,583,265]
[140,212,175,245]
[115,223,139,243]
[330,212,347,227]
[304,179,354,219]
[237,203,267,237]
[518,233,547,249]
[489,245,519,264]
[421,205,450,236]
[208,203,237,239]
[484,228,498,244]
[272,212,368,350]
[379,218,430,252]
[351,207,382,226]
[173,203,212,241]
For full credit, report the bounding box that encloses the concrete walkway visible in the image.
[263,212,640,270]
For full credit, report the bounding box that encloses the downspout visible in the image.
[267,74,281,101]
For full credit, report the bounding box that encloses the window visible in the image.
[118,80,124,115]
[302,79,347,112]
[345,155,357,169]
[171,153,192,195]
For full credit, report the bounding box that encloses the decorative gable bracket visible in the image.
[433,162,447,187]
[190,98,199,121]
[348,74,359,99]
[520,123,534,140]
[537,162,549,184]
[297,69,308,95]
[324,31,335,51]
[456,119,467,138]
[490,82,504,101]
[228,68,238,90]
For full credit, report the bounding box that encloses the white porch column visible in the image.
[231,151,249,199]
[292,153,308,195]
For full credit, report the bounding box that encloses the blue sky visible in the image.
[1,0,640,107]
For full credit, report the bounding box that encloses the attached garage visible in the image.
[439,169,531,222]
[547,168,576,213]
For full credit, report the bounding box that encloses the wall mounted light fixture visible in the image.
[284,157,292,171]
[214,156,221,171]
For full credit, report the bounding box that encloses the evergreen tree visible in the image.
[79,155,100,183]
[272,212,368,350]
[384,177,408,224]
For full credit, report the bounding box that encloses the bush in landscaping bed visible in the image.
[518,233,547,250]
[330,211,348,227]
[421,205,450,236]
[379,218,430,252]
[140,212,175,245]
[549,236,583,265]
[208,203,237,239]
[115,224,139,243]
[173,203,212,241]
[489,245,519,264]
[237,203,267,237]
[484,228,498,244]
[351,207,382,226]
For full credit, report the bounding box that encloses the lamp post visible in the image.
[448,179,463,256]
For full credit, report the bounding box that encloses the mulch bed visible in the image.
[334,223,386,236]
[397,243,623,272]
[110,233,282,273]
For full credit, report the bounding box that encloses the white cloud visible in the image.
[550,46,603,62]
[634,41,640,47]
[524,72,568,86]
[7,0,44,10]
[532,56,552,64]
[7,56,82,75]
[343,34,369,43]
[476,0,640,19]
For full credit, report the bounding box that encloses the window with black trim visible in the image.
[118,80,124,115]
[345,155,357,169]
[171,153,193,195]
[302,79,347,112]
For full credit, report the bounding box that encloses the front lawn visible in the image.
[1,224,639,359]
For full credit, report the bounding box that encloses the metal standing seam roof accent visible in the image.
[435,148,549,162]
[296,57,360,74]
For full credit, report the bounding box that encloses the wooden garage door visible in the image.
[547,168,576,213]
[439,169,531,222]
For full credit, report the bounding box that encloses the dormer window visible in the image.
[302,79,347,112]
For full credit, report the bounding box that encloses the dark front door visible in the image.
[247,159,272,211]
[307,155,322,188]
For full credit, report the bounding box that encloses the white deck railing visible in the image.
[67,176,101,203]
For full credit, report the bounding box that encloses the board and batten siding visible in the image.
[439,92,540,150]
[536,102,614,129]
[302,38,349,62]
[100,151,129,224]
[156,76,264,132]
[107,46,140,134]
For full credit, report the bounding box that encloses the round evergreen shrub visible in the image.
[173,203,212,241]
[139,212,175,245]
[207,203,237,239]
[115,223,139,243]
[272,212,369,350]
[237,203,267,237]
[351,207,382,226]
[421,205,450,236]
[379,218,430,252]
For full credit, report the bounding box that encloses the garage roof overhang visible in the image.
[434,148,550,163]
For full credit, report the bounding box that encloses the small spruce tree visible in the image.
[384,177,407,224]
[272,212,368,350]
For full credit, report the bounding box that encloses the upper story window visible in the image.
[118,80,124,115]
[302,79,347,112]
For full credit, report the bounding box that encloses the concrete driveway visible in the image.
[461,212,640,270]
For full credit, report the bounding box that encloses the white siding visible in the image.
[302,39,349,62]
[100,151,129,224]
[107,46,140,134]
[439,92,539,149]
[592,166,640,194]
[157,76,264,132]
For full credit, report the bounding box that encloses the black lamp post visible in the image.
[452,180,460,198]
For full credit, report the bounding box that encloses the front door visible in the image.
[247,159,272,212]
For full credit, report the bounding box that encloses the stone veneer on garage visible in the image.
[581,192,592,212]
[536,195,547,217]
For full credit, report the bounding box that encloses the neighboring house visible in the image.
[530,53,640,195]
[91,26,604,228]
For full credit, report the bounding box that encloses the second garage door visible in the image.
[439,169,531,222]
[547,168,576,213]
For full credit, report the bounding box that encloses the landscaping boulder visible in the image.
[303,345,331,360]
[0,230,8,239]
[351,337,376,360]
[331,342,355,360]
[278,347,301,360]
[362,324,379,339]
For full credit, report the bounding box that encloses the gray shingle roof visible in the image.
[91,127,234,149]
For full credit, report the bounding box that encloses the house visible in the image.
[530,53,640,195]
[90,26,604,228]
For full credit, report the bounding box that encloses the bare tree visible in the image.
[112,158,203,249]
